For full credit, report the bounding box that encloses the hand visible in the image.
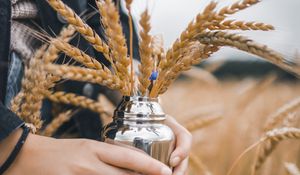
[165,116,192,175]
[3,134,172,175]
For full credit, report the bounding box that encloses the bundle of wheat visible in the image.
[10,0,300,174]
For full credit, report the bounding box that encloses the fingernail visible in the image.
[161,167,172,175]
[170,156,181,167]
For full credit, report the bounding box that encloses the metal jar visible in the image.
[101,96,175,166]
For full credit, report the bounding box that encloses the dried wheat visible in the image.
[50,38,104,70]
[264,97,300,131]
[46,91,108,115]
[155,44,218,96]
[45,64,126,93]
[218,0,261,16]
[195,31,299,76]
[209,20,274,31]
[17,47,48,130]
[96,0,130,94]
[43,110,74,137]
[44,24,76,64]
[46,0,112,64]
[252,127,300,173]
[124,0,135,95]
[138,9,153,96]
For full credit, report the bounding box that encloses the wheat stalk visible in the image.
[45,64,125,93]
[151,35,165,69]
[124,0,135,95]
[96,0,130,94]
[46,91,108,115]
[264,97,300,131]
[46,0,113,64]
[252,127,300,174]
[195,31,299,76]
[138,9,153,96]
[42,110,74,137]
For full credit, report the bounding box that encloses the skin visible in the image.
[0,116,192,175]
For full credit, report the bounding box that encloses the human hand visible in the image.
[3,134,172,175]
[165,116,192,175]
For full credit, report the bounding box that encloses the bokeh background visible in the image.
[129,0,300,63]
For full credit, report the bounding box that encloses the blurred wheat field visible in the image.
[160,77,300,175]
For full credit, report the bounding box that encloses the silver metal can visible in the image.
[101,96,175,166]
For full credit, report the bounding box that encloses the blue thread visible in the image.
[149,71,158,80]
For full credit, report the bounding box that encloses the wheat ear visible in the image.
[195,31,299,76]
[50,38,104,70]
[96,0,130,94]
[46,91,108,115]
[17,46,48,130]
[45,64,125,93]
[138,9,153,96]
[42,110,74,137]
[44,24,76,64]
[10,92,24,115]
[150,2,219,97]
[209,20,274,31]
[264,97,300,131]
[157,44,218,95]
[252,127,300,174]
[46,0,113,64]
[218,0,261,16]
[159,2,218,73]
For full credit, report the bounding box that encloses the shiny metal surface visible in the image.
[101,96,175,166]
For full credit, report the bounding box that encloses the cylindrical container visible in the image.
[101,96,175,166]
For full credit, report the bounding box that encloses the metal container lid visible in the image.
[114,96,166,121]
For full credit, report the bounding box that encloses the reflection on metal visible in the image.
[101,96,175,166]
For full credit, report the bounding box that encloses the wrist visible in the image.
[0,128,23,165]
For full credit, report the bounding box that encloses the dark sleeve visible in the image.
[0,102,24,142]
[0,0,11,103]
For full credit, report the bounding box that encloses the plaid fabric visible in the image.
[12,0,38,19]
[10,0,39,61]
[10,21,39,62]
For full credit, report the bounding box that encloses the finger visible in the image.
[165,116,192,167]
[96,143,172,175]
[173,158,189,175]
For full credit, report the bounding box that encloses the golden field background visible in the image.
[160,75,300,175]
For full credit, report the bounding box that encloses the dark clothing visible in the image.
[0,102,24,142]
[0,0,139,142]
[0,0,11,105]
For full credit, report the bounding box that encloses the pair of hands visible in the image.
[3,116,192,175]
